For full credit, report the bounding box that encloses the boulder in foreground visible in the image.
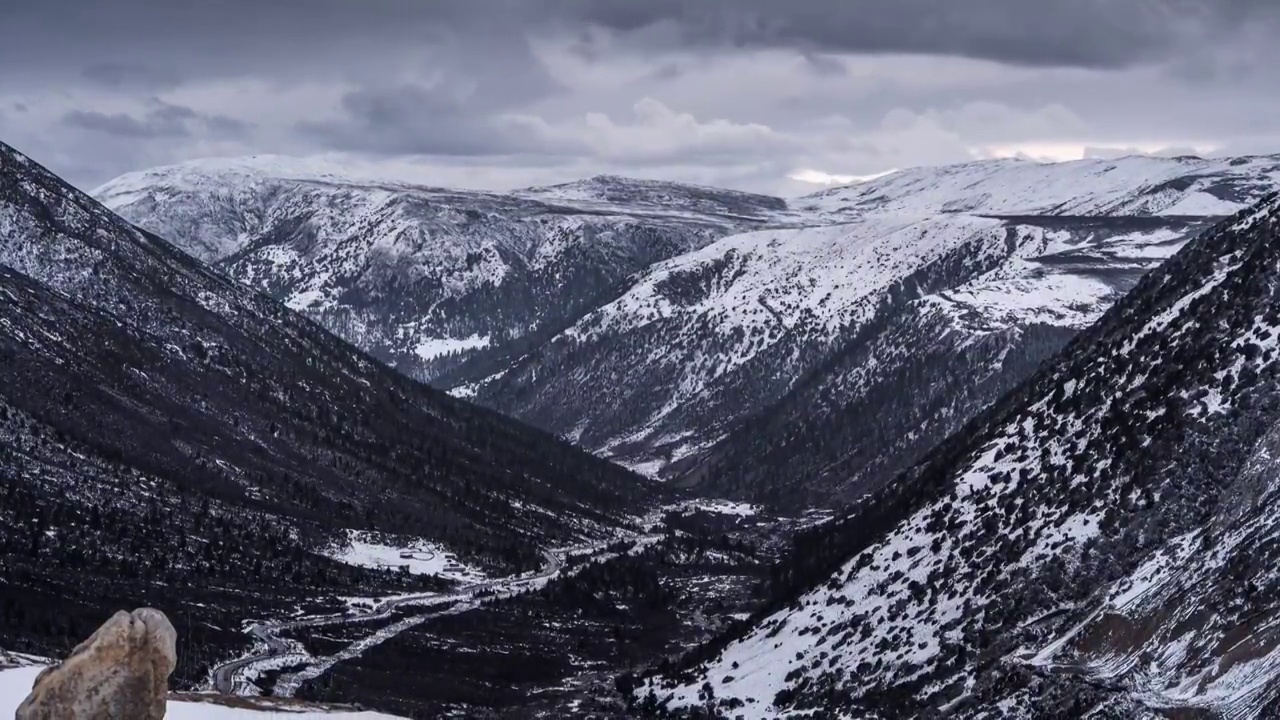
[16,608,176,720]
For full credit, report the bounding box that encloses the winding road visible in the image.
[208,496,693,698]
[210,546,578,695]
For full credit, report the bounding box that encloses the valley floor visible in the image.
[208,500,800,718]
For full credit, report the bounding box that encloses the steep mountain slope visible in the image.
[477,213,1224,481]
[639,195,1280,718]
[463,158,1280,482]
[95,159,790,384]
[682,216,1210,507]
[0,141,659,683]
[98,155,1280,488]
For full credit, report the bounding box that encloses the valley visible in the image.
[6,139,1280,719]
[99,154,1280,507]
[10,4,1280,718]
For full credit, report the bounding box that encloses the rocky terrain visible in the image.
[94,159,791,387]
[638,195,1280,718]
[0,139,662,687]
[99,155,1280,506]
[46,143,1280,717]
[1,611,403,718]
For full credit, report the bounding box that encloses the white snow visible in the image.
[411,334,490,361]
[682,499,760,517]
[0,665,405,718]
[798,155,1280,218]
[92,155,469,198]
[285,289,328,311]
[928,271,1116,331]
[319,530,487,582]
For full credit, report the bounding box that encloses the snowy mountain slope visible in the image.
[465,215,1013,472]
[638,195,1280,718]
[800,154,1280,218]
[684,215,1213,507]
[1006,418,1280,719]
[0,140,661,685]
[474,214,1214,481]
[95,160,790,384]
[466,157,1278,482]
[97,154,1280,488]
[516,173,790,220]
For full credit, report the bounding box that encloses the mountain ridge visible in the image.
[0,139,663,686]
[96,153,1280,497]
[638,193,1280,718]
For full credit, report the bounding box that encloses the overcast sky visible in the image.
[3,0,1279,195]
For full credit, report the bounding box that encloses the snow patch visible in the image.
[412,334,490,361]
[319,530,487,582]
[0,665,405,718]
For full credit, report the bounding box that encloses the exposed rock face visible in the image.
[16,608,176,720]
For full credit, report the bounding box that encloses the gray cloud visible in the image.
[82,63,181,91]
[298,84,558,157]
[5,0,1274,82]
[62,109,192,139]
[551,0,1280,69]
[0,0,1278,193]
[61,100,249,141]
[204,115,253,139]
[801,54,848,78]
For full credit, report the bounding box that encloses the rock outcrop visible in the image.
[16,608,176,720]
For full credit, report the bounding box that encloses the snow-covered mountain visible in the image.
[638,195,1280,718]
[468,214,1204,479]
[95,158,791,384]
[799,154,1280,217]
[680,215,1212,506]
[97,154,1280,491]
[0,140,661,686]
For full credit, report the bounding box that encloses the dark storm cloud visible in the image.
[298,83,559,157]
[3,0,1280,193]
[550,0,1278,69]
[0,0,529,83]
[4,0,1275,81]
[62,100,249,140]
[82,63,181,91]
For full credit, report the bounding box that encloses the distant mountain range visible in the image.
[98,153,1280,510]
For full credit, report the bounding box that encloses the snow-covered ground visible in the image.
[319,530,487,582]
[0,664,404,718]
[683,499,760,517]
[797,154,1280,217]
[411,334,490,361]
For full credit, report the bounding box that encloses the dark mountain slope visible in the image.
[641,195,1280,718]
[678,308,1078,508]
[95,159,786,387]
[679,217,1213,508]
[0,141,660,682]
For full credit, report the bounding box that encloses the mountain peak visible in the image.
[799,152,1280,217]
[517,174,788,217]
